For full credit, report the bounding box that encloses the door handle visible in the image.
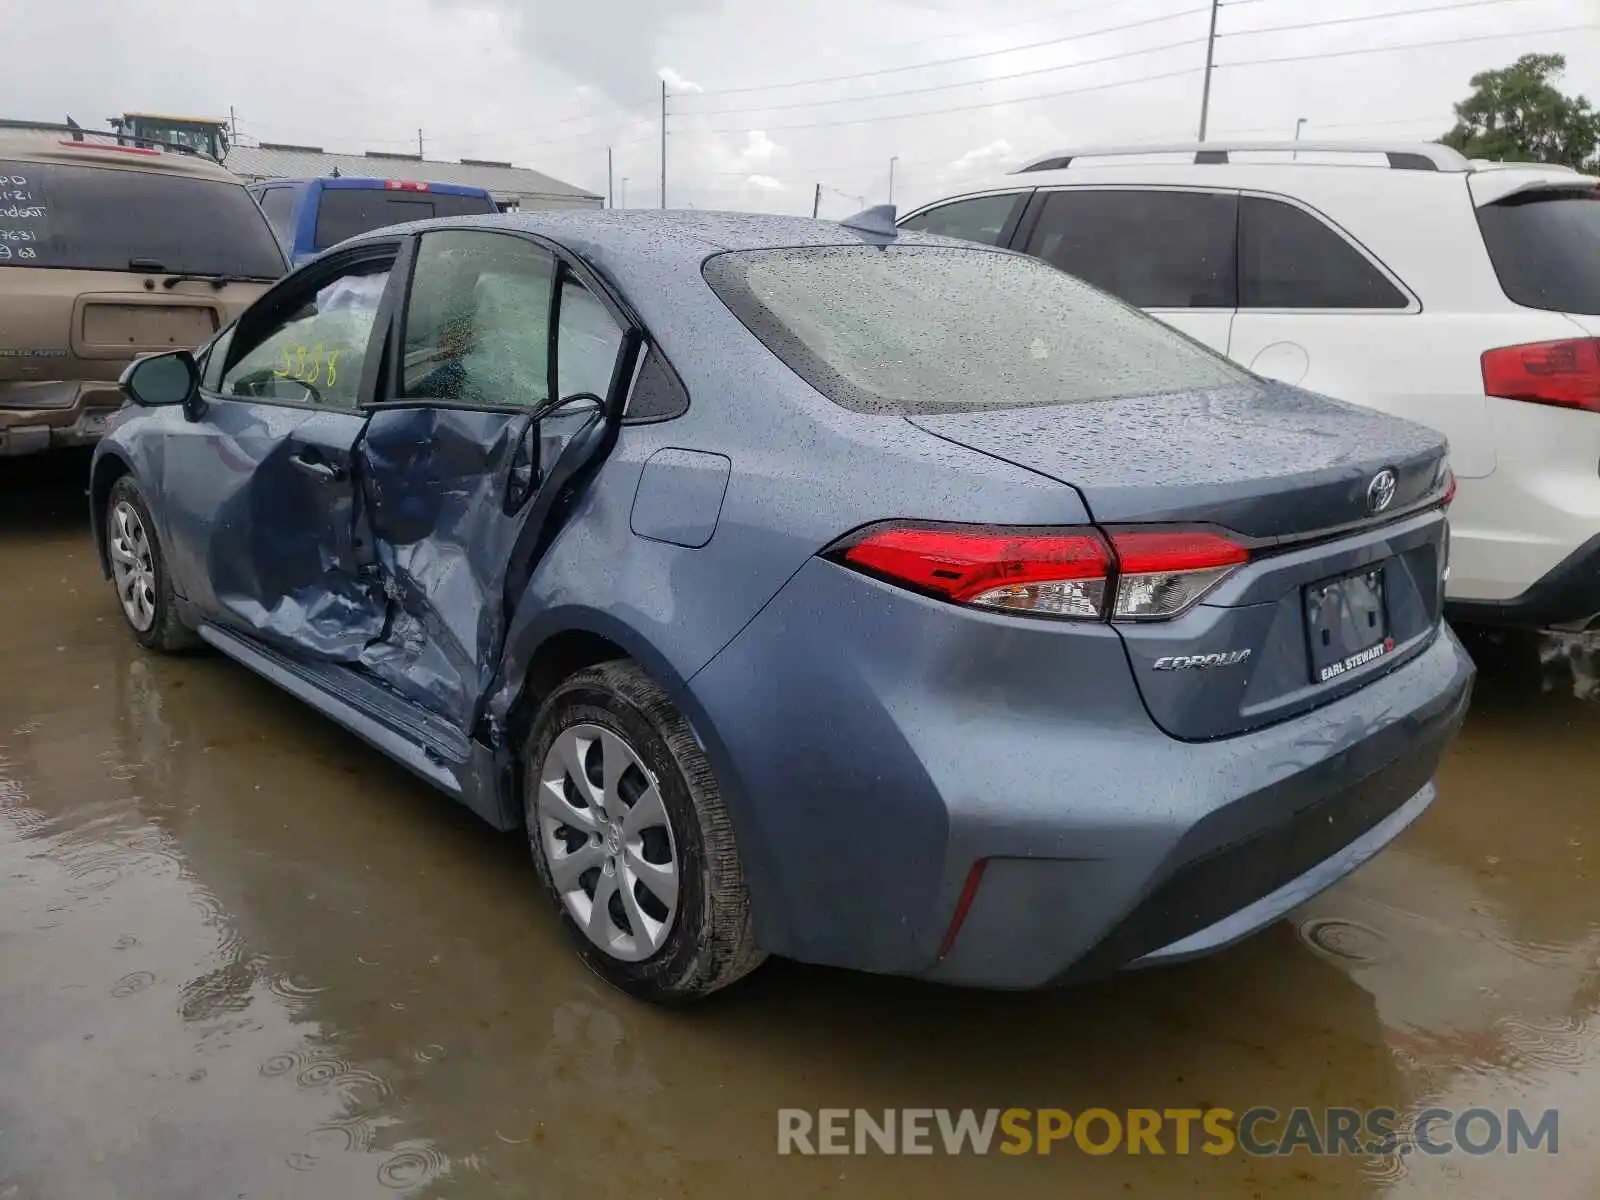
[289,452,343,482]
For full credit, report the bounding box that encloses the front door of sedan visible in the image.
[158,243,398,659]
[353,229,633,731]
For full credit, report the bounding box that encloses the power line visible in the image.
[673,65,1202,136]
[1219,0,1542,38]
[1215,113,1455,135]
[687,4,1210,97]
[673,32,1209,120]
[1220,20,1600,67]
[516,128,658,157]
[236,95,658,156]
[852,0,1156,56]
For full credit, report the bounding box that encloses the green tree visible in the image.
[1440,53,1600,170]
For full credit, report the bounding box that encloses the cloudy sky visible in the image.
[4,0,1598,214]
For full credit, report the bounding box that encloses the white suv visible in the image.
[900,141,1600,630]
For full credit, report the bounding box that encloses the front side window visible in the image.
[198,324,236,391]
[704,244,1250,416]
[1022,189,1238,309]
[898,193,1026,247]
[0,158,285,277]
[1239,196,1408,309]
[219,266,391,409]
[400,230,555,408]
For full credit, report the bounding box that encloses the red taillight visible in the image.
[1107,529,1249,620]
[1481,338,1600,413]
[837,524,1112,618]
[1442,468,1457,507]
[829,522,1249,621]
[384,179,429,191]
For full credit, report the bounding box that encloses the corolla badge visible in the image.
[1367,468,1398,515]
[1153,650,1252,671]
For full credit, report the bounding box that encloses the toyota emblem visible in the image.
[1367,469,1398,515]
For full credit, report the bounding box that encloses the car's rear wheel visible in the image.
[106,476,197,653]
[523,661,765,1003]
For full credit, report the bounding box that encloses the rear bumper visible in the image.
[685,558,1475,989]
[0,382,126,457]
[1446,533,1600,630]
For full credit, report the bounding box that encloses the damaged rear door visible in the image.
[160,242,399,658]
[355,229,633,731]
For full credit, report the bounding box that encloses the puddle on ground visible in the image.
[2,453,1598,1198]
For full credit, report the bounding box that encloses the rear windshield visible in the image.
[314,189,497,249]
[703,244,1250,414]
[0,158,285,277]
[1476,189,1600,315]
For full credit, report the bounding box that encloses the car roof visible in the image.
[345,208,977,270]
[905,141,1597,215]
[335,209,1006,350]
[0,132,240,182]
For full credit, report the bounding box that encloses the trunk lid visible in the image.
[909,382,1451,740]
[907,382,1447,539]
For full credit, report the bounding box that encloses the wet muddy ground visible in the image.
[1,451,1597,1199]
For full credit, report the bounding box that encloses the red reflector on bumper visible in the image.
[937,859,989,960]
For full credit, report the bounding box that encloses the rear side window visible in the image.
[623,347,689,422]
[704,245,1250,416]
[1476,190,1600,316]
[1021,190,1237,308]
[314,189,496,250]
[256,187,294,239]
[0,158,285,276]
[898,193,1025,246]
[1239,196,1408,310]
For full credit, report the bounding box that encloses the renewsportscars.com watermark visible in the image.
[777,1107,1559,1157]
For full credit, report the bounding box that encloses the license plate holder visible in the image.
[1304,565,1393,684]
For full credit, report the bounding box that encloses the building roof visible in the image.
[225,144,600,204]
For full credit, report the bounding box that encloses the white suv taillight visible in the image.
[1481,338,1600,413]
[827,523,1250,621]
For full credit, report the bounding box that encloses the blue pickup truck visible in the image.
[247,176,498,268]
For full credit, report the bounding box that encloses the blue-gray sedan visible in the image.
[90,209,1473,1002]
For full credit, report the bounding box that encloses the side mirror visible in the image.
[120,350,199,408]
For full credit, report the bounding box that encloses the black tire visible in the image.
[105,475,198,653]
[523,661,765,1002]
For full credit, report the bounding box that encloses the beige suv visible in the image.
[0,131,286,457]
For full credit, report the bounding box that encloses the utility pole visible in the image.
[417,128,424,157]
[229,105,238,144]
[1196,0,1220,141]
[888,156,898,204]
[608,146,614,208]
[812,183,821,218]
[660,80,668,209]
[621,177,629,208]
